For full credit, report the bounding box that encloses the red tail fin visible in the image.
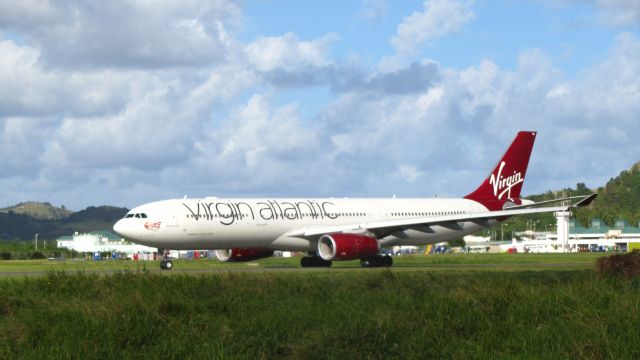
[464,131,537,210]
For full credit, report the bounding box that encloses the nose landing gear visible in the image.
[159,249,173,270]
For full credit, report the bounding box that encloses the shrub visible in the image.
[0,252,11,260]
[30,251,46,260]
[595,250,640,279]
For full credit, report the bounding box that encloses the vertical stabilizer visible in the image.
[464,131,537,210]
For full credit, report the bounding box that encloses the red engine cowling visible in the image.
[317,233,379,261]
[214,248,274,262]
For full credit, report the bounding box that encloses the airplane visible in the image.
[113,131,596,270]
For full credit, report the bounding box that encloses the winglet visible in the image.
[464,131,537,211]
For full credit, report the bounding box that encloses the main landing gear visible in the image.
[360,255,393,268]
[299,254,393,268]
[300,255,332,268]
[159,249,173,270]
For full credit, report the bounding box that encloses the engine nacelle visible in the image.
[317,233,379,261]
[214,248,274,262]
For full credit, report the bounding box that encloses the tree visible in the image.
[30,252,46,259]
[448,238,466,248]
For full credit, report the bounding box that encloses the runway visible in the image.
[0,261,594,277]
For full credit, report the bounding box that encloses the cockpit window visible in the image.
[125,212,149,219]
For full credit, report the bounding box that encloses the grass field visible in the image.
[0,252,607,274]
[1,253,638,359]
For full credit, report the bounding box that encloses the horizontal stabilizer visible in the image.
[504,194,598,210]
[573,193,597,207]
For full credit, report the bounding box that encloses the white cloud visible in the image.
[245,32,338,72]
[398,164,423,183]
[360,0,386,20]
[546,85,570,99]
[549,0,640,27]
[391,0,474,53]
[0,0,243,69]
[189,95,329,194]
[594,0,640,26]
[0,117,51,177]
[0,40,139,117]
[0,0,57,29]
[580,32,640,120]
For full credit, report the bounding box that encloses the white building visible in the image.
[56,231,157,254]
[501,218,640,253]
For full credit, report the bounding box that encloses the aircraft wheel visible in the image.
[373,256,383,267]
[361,256,392,268]
[383,255,393,267]
[160,260,173,270]
[301,256,332,268]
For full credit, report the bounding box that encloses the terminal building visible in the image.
[429,215,640,254]
[56,231,157,255]
[502,217,640,253]
[544,218,640,252]
[55,232,226,260]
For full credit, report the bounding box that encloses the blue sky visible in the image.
[245,0,628,74]
[0,0,639,210]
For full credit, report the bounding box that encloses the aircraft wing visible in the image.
[283,195,596,240]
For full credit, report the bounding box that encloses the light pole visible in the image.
[35,233,39,252]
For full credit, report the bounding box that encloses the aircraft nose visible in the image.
[113,219,128,238]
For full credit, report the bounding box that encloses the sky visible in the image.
[0,0,639,211]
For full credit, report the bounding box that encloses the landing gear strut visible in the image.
[300,255,332,268]
[360,255,393,268]
[159,249,173,270]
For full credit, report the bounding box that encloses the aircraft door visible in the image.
[376,205,387,221]
[165,203,179,227]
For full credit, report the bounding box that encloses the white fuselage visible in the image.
[114,197,494,251]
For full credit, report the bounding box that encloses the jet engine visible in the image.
[317,233,379,261]
[214,248,274,262]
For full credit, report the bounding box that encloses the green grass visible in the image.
[0,269,638,359]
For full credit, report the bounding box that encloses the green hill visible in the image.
[574,161,640,227]
[51,206,129,238]
[0,206,128,241]
[0,202,73,220]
